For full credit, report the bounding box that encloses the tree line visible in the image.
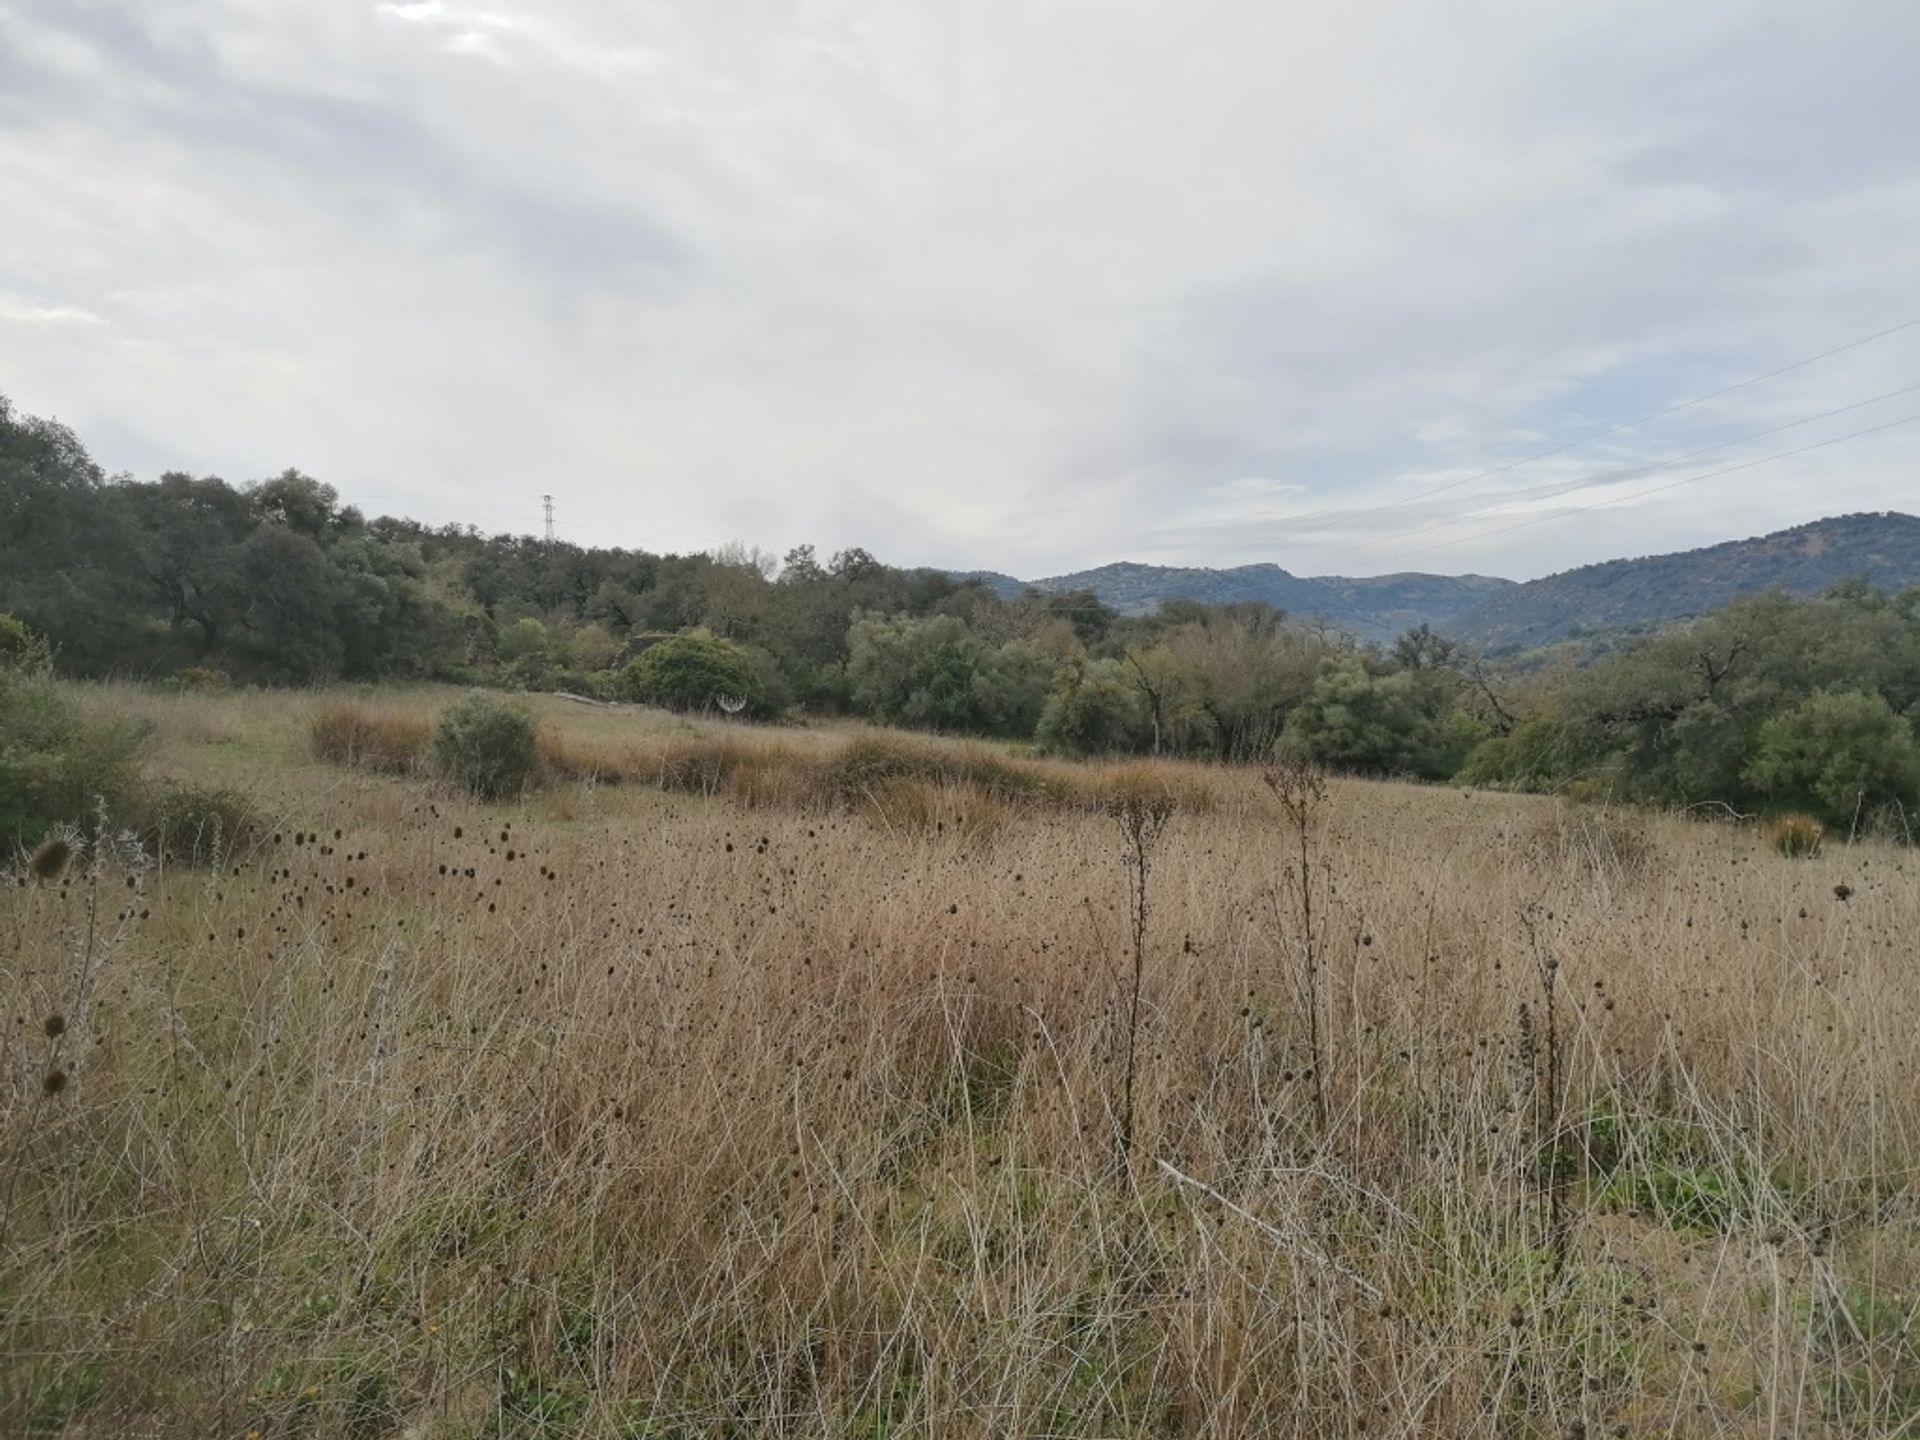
[6,393,1918,830]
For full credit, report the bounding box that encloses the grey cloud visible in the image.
[0,0,1916,581]
[1,1,686,290]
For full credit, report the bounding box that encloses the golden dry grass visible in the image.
[309,702,434,774]
[4,684,1920,1438]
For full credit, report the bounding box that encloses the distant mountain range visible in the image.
[1438,512,1920,652]
[956,563,1511,644]
[958,512,1920,651]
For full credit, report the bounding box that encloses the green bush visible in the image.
[0,655,260,865]
[825,733,1055,802]
[434,692,538,800]
[132,780,260,866]
[565,622,621,672]
[0,671,147,853]
[619,630,762,715]
[1457,711,1579,791]
[495,617,553,665]
[0,612,50,674]
[1035,660,1148,756]
[1279,658,1447,778]
[500,650,562,692]
[1743,690,1920,828]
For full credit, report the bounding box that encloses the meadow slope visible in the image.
[4,685,1918,1438]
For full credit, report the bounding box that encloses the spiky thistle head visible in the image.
[28,835,72,882]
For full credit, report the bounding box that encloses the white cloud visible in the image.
[0,0,1915,580]
[0,294,105,327]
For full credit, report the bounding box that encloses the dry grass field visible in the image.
[5,683,1919,1438]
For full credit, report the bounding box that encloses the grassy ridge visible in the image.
[4,684,1919,1437]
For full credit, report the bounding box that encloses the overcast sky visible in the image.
[3,1,1917,581]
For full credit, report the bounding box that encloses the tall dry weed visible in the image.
[6,686,1918,1438]
[309,701,431,773]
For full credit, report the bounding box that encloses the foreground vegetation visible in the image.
[5,682,1920,1437]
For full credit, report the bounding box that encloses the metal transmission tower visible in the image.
[541,495,555,543]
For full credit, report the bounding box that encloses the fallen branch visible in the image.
[1681,800,1754,822]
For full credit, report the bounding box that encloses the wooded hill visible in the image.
[970,512,1920,649]
[1440,512,1920,652]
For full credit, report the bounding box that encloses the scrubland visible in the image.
[5,683,1919,1438]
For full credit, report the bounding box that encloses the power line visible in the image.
[1365,408,1920,567]
[1309,379,1920,565]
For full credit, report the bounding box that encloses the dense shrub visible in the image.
[0,671,147,852]
[434,693,537,799]
[494,617,553,665]
[566,623,621,672]
[132,780,260,866]
[619,630,763,715]
[1035,660,1149,756]
[826,733,1056,803]
[500,651,563,692]
[0,616,262,864]
[847,614,1053,736]
[1743,690,1920,828]
[1457,711,1583,791]
[0,611,50,674]
[1279,658,1447,777]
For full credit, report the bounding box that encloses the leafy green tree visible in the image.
[0,612,49,673]
[740,645,795,717]
[249,469,346,536]
[0,400,145,668]
[1392,623,1458,672]
[1458,707,1580,789]
[1109,643,1210,755]
[697,546,776,639]
[1633,699,1755,806]
[329,534,450,678]
[1036,659,1150,755]
[1432,707,1494,775]
[1162,607,1334,759]
[846,614,985,731]
[496,618,554,664]
[1474,587,1920,807]
[970,640,1055,737]
[567,623,621,671]
[1280,658,1446,777]
[779,544,826,584]
[122,473,256,660]
[228,525,345,678]
[1011,587,1117,647]
[1744,690,1920,826]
